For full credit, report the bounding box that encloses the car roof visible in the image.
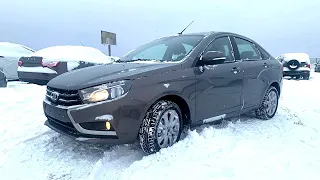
[0,42,34,52]
[177,31,245,37]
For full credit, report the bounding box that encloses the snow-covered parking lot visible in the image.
[1,73,320,180]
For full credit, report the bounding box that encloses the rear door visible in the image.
[194,35,244,124]
[230,36,270,110]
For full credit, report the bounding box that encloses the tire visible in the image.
[255,86,279,120]
[139,100,183,154]
[287,60,300,70]
[303,74,310,80]
[0,73,7,88]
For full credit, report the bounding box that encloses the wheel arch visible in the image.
[270,81,281,96]
[140,92,192,128]
[259,81,281,107]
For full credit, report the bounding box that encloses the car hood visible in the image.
[47,62,177,90]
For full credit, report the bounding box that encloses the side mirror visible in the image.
[201,51,226,64]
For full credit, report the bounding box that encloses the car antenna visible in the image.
[178,20,194,35]
[80,41,85,46]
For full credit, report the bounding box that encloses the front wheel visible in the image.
[255,86,279,120]
[139,100,183,154]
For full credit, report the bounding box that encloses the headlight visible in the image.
[79,80,132,103]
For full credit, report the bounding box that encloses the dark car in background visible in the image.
[17,46,117,85]
[315,60,320,72]
[0,68,7,88]
[43,31,283,154]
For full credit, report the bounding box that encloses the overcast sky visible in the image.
[1,0,320,57]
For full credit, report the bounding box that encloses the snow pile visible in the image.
[0,73,320,180]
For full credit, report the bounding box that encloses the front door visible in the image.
[194,36,244,125]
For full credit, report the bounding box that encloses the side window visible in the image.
[234,37,262,60]
[132,44,168,60]
[257,46,270,60]
[204,36,234,62]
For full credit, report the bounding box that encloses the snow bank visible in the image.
[29,46,116,65]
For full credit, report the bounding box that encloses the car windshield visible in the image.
[119,35,204,62]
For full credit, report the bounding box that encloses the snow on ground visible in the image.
[1,73,320,180]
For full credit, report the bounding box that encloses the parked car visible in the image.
[18,46,116,85]
[0,68,7,88]
[279,52,311,80]
[43,31,283,154]
[315,60,320,72]
[0,42,34,80]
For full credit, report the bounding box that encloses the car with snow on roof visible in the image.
[43,31,283,154]
[17,46,118,85]
[279,52,311,80]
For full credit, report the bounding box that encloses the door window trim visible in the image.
[230,36,264,61]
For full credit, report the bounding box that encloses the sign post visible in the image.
[101,30,117,56]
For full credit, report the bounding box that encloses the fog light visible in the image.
[105,122,111,130]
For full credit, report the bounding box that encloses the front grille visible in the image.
[46,86,82,106]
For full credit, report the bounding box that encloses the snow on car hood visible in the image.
[27,46,116,64]
[282,53,311,63]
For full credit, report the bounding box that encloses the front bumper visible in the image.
[283,70,310,76]
[43,95,147,144]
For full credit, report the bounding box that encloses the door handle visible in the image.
[0,56,4,58]
[231,67,241,74]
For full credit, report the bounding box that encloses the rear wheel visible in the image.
[255,86,279,120]
[303,74,310,80]
[139,100,183,154]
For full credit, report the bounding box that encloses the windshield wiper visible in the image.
[118,59,162,63]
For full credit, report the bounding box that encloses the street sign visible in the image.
[101,30,117,56]
[101,31,117,45]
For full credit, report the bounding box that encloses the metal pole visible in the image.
[108,45,111,56]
